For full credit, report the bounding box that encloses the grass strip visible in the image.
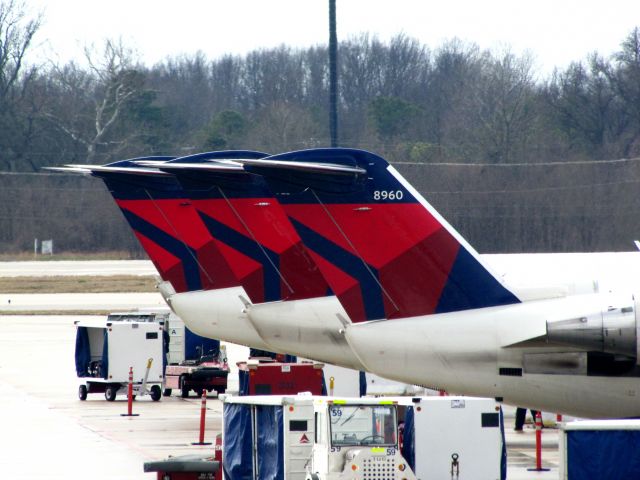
[0,275,157,293]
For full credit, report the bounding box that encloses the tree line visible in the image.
[1,0,640,254]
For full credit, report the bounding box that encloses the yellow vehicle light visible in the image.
[371,447,385,453]
[398,464,406,471]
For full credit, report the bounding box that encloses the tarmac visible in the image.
[0,261,562,479]
[0,313,561,480]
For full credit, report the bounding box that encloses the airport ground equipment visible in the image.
[74,317,164,401]
[219,394,504,480]
[559,419,640,479]
[220,394,417,480]
[143,454,220,480]
[393,396,506,480]
[236,360,325,395]
[164,309,229,398]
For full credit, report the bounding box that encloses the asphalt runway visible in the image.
[0,261,561,479]
[0,292,166,312]
[0,260,156,277]
[0,314,249,480]
[0,312,560,480]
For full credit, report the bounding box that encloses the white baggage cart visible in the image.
[74,317,165,401]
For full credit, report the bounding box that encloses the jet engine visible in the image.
[546,295,639,362]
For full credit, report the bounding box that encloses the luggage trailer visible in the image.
[74,318,165,401]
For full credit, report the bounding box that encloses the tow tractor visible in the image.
[163,309,229,398]
[311,400,415,480]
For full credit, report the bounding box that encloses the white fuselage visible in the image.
[166,253,640,418]
[344,293,640,418]
[167,288,365,370]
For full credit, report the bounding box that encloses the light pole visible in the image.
[329,0,338,147]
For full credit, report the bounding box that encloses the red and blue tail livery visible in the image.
[243,148,521,323]
[85,157,239,294]
[57,151,268,294]
[157,159,330,303]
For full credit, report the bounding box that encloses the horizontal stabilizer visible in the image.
[64,164,171,176]
[153,161,244,172]
[42,166,92,174]
[241,158,366,175]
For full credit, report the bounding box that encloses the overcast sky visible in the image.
[25,0,640,76]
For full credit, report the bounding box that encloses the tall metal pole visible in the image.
[329,0,338,147]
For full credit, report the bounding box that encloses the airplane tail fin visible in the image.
[244,148,520,322]
[158,158,330,303]
[51,153,267,293]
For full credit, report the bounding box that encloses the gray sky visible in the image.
[25,0,640,76]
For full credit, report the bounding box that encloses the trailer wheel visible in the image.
[181,386,190,398]
[163,388,172,397]
[105,385,118,402]
[78,384,88,401]
[150,385,162,402]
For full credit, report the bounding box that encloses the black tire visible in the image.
[163,388,172,397]
[181,386,190,398]
[78,384,88,401]
[150,385,162,402]
[105,385,118,401]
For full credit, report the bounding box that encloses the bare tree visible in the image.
[0,0,42,171]
[46,39,147,163]
[0,0,39,101]
[468,50,537,163]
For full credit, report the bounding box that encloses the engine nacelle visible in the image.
[546,295,639,361]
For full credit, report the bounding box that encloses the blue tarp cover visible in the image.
[238,370,250,396]
[567,430,640,479]
[402,406,415,472]
[359,371,367,396]
[184,328,220,360]
[256,405,284,480]
[499,407,506,480]
[223,404,254,480]
[74,327,91,377]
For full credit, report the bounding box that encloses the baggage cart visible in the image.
[74,317,165,401]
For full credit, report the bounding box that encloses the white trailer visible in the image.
[394,396,505,480]
[74,317,165,401]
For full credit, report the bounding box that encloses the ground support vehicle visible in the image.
[164,310,229,398]
[219,394,505,480]
[165,354,229,398]
[74,318,165,401]
[143,455,220,480]
[393,396,505,480]
[237,359,325,395]
[220,394,416,480]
